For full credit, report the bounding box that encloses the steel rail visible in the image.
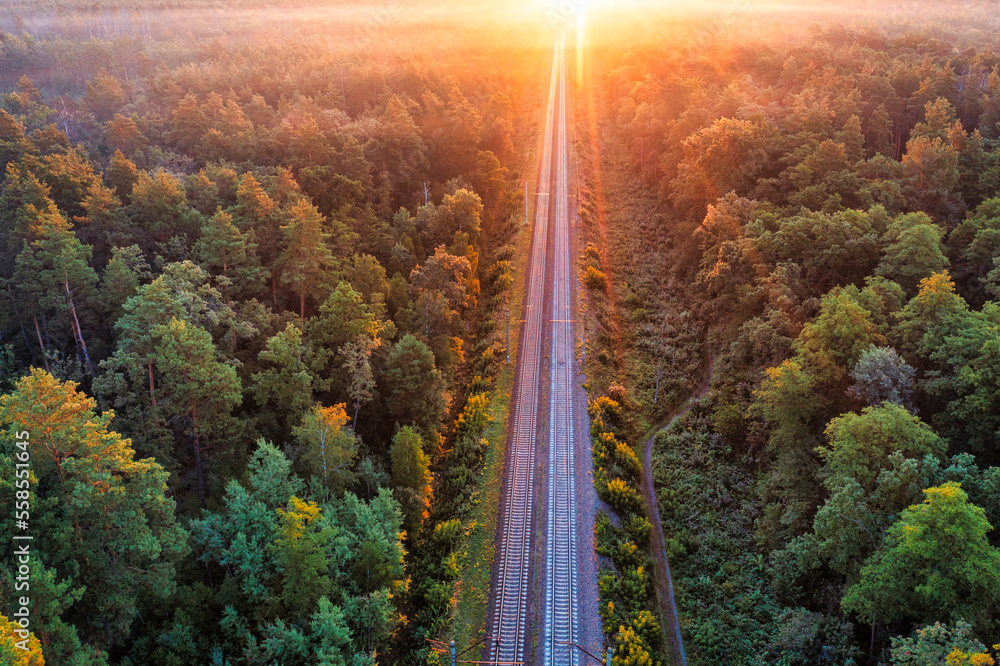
[488,35,562,666]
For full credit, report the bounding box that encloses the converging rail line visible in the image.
[488,33,580,666]
[543,33,579,666]
[488,35,562,666]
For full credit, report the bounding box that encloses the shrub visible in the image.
[605,477,644,516]
[469,374,491,395]
[614,440,642,479]
[608,381,629,406]
[584,242,603,264]
[589,396,624,428]
[594,430,617,466]
[624,516,652,548]
[585,265,608,290]
[454,392,491,438]
[431,519,463,553]
[491,243,516,263]
[588,367,664,665]
[490,260,514,293]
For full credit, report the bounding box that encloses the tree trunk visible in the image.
[300,291,306,321]
[320,432,328,494]
[33,316,50,372]
[41,312,52,348]
[272,274,278,312]
[65,277,95,377]
[353,397,360,431]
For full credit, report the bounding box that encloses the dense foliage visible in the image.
[0,6,538,665]
[585,6,1000,664]
[590,395,663,666]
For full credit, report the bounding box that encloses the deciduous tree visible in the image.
[293,403,357,498]
[877,212,949,295]
[848,345,916,408]
[843,483,1000,632]
[890,620,994,665]
[340,334,379,428]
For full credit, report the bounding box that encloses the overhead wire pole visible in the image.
[456,636,496,659]
[559,641,613,666]
[427,637,521,666]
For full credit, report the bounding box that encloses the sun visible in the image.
[529,0,657,35]
[528,0,594,33]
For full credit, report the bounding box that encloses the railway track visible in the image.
[489,36,561,666]
[489,33,580,666]
[543,33,578,666]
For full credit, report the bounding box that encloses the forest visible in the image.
[7,0,1000,664]
[576,2,1000,664]
[0,3,548,664]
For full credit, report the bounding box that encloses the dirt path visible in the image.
[641,353,713,666]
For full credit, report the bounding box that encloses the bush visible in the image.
[454,392,491,438]
[469,374,491,395]
[492,244,516,263]
[607,381,629,406]
[584,242,602,264]
[651,412,787,662]
[605,477,644,516]
[589,396,624,431]
[589,394,666,665]
[624,516,652,548]
[431,519,463,553]
[585,265,608,290]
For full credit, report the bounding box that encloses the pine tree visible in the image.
[194,208,257,286]
[127,169,200,249]
[10,204,98,377]
[0,369,188,657]
[149,317,242,503]
[252,322,323,426]
[99,245,149,325]
[276,199,336,320]
[382,334,447,438]
[272,497,334,615]
[105,150,137,202]
[0,163,56,263]
[0,614,44,665]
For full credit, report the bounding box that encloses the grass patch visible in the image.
[450,366,512,652]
